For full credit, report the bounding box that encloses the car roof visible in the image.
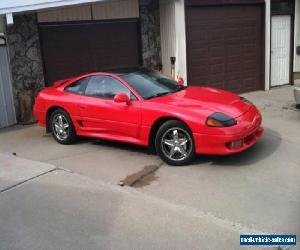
[100,67,152,76]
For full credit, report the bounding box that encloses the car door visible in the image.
[62,77,90,120]
[78,75,141,139]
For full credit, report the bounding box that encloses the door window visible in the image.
[84,76,134,99]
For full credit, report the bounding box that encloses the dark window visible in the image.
[84,76,134,99]
[271,0,294,14]
[65,77,90,94]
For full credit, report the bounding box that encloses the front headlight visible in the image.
[206,113,237,127]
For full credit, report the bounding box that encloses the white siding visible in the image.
[159,0,187,83]
[265,0,271,90]
[174,0,187,84]
[294,0,300,73]
[37,0,139,23]
[160,0,175,77]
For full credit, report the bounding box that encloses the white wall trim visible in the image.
[294,0,300,73]
[174,0,187,84]
[265,0,271,90]
[6,13,13,25]
[159,0,176,77]
[0,0,106,15]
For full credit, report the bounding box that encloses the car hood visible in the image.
[152,86,251,118]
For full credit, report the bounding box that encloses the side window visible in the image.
[84,76,135,100]
[65,77,89,94]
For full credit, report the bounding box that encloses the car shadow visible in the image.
[191,127,282,167]
[73,127,281,167]
[89,138,149,154]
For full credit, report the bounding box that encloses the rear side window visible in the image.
[84,76,133,99]
[65,77,89,94]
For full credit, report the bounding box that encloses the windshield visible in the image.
[120,69,184,99]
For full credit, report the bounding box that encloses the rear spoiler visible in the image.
[53,78,73,87]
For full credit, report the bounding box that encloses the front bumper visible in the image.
[194,106,263,155]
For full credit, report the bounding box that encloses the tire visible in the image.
[50,108,77,145]
[155,120,195,166]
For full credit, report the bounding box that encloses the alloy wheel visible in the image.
[161,127,193,162]
[52,113,70,141]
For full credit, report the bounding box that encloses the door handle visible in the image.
[80,106,86,110]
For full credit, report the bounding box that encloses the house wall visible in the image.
[0,15,5,33]
[4,1,161,123]
[174,0,187,83]
[294,0,300,78]
[140,0,162,68]
[160,0,175,77]
[159,0,186,81]
[92,0,139,20]
[6,14,45,123]
[38,5,92,22]
[265,0,271,90]
[164,0,270,89]
[37,0,161,68]
[37,0,139,22]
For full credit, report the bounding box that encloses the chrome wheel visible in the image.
[52,114,70,141]
[161,127,193,162]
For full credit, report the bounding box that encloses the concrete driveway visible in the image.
[0,85,299,249]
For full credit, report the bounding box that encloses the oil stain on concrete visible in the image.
[119,164,162,188]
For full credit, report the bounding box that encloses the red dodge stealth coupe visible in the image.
[34,68,263,165]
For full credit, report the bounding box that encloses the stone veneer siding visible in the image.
[140,0,162,69]
[7,14,45,123]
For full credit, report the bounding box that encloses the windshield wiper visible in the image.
[174,85,186,92]
[146,92,171,99]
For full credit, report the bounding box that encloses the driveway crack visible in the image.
[0,167,59,193]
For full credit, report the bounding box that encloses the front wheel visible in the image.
[155,120,196,166]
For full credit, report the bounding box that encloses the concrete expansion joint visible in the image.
[0,167,59,193]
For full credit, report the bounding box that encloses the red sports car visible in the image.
[34,68,263,166]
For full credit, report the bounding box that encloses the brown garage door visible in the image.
[185,4,264,93]
[39,20,141,85]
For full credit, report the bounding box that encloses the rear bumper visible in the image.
[194,106,263,155]
[33,107,46,127]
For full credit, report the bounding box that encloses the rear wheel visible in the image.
[155,120,195,166]
[50,109,77,144]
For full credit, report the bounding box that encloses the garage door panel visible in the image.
[40,20,140,85]
[186,5,264,93]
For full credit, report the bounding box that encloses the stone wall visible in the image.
[140,0,162,69]
[7,14,45,123]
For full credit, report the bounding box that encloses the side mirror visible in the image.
[114,93,131,105]
[178,77,184,85]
